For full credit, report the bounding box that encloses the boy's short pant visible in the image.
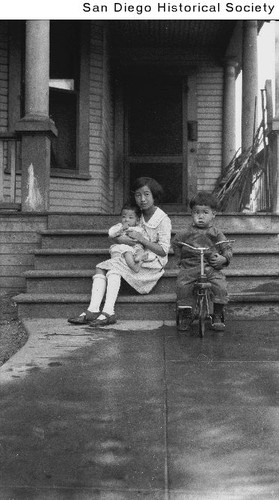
[176,265,228,308]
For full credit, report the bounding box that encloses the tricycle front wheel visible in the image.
[198,296,207,338]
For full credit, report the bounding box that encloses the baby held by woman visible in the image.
[108,203,155,273]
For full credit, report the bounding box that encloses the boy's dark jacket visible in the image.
[172,223,233,270]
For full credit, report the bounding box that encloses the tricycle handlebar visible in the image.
[177,239,235,252]
[177,242,209,251]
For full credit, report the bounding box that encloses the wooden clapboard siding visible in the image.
[101,25,114,212]
[0,215,47,294]
[1,275,26,289]
[197,65,223,190]
[0,21,11,203]
[88,22,113,213]
[0,22,8,133]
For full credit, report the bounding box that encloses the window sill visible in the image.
[4,169,91,180]
[50,169,91,180]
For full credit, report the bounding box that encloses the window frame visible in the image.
[50,21,90,179]
[8,20,91,180]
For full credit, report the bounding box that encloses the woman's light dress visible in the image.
[97,207,172,294]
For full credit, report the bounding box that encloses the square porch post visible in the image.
[15,21,57,212]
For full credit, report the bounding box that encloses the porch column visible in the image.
[222,59,238,169]
[15,20,57,212]
[242,20,258,152]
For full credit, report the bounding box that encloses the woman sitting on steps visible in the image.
[68,177,172,327]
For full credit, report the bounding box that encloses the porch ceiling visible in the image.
[110,20,237,54]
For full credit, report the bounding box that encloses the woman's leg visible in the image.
[97,272,121,320]
[87,269,107,313]
[68,268,106,324]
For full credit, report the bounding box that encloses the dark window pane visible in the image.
[129,77,182,156]
[50,21,79,83]
[130,163,183,203]
[50,89,76,170]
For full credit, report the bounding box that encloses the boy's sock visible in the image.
[87,274,107,313]
[98,273,121,319]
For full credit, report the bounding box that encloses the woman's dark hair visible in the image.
[121,201,141,219]
[131,177,164,204]
[189,192,219,211]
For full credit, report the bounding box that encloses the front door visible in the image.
[120,70,197,210]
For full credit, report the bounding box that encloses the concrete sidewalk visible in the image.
[0,318,279,499]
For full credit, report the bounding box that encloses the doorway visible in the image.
[124,70,194,210]
[114,68,197,212]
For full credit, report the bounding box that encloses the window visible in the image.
[49,21,90,177]
[49,21,79,172]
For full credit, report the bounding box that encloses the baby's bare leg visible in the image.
[124,251,141,272]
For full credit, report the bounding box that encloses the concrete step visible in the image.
[24,268,279,295]
[48,213,279,231]
[40,229,279,250]
[14,292,279,320]
[32,247,279,271]
[41,230,110,249]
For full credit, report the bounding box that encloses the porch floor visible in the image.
[0,318,279,499]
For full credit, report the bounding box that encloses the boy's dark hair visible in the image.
[131,177,164,204]
[189,192,219,211]
[121,202,141,219]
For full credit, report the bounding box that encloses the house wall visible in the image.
[48,44,224,211]
[0,22,8,132]
[0,21,21,204]
[0,214,47,294]
[1,21,225,213]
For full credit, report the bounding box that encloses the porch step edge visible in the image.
[13,293,175,303]
[32,247,279,255]
[40,229,279,236]
[23,268,279,278]
[13,292,279,304]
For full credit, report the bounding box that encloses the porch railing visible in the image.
[0,133,21,210]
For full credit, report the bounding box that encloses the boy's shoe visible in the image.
[211,314,225,331]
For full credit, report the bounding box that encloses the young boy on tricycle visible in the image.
[172,192,233,332]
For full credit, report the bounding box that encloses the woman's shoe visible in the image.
[68,311,100,324]
[88,312,116,327]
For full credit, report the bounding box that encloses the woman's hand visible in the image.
[109,235,137,246]
[126,229,166,257]
[126,229,144,243]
